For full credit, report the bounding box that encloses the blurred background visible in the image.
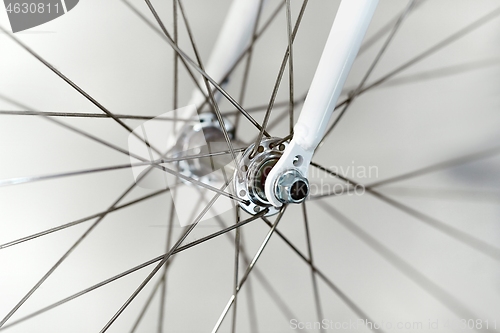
[0,0,499,332]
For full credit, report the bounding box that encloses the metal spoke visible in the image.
[241,238,259,333]
[0,146,247,188]
[177,0,241,180]
[315,201,499,333]
[318,101,350,149]
[256,108,289,139]
[176,0,216,119]
[345,56,500,90]
[130,272,168,333]
[0,110,242,198]
[100,177,226,331]
[309,144,500,200]
[157,184,178,333]
[2,1,498,332]
[153,162,248,204]
[189,212,302,332]
[251,0,309,157]
[378,187,500,203]
[172,0,179,135]
[0,161,158,187]
[0,109,194,121]
[234,0,265,136]
[0,93,144,161]
[0,169,153,327]
[0,94,246,200]
[307,185,356,200]
[172,210,268,254]
[0,186,173,250]
[269,133,293,148]
[0,111,220,327]
[120,0,210,106]
[161,147,248,163]
[358,0,427,55]
[258,217,384,333]
[0,25,163,156]
[231,207,241,333]
[0,211,267,332]
[367,189,500,261]
[0,94,243,197]
[318,0,415,146]
[209,209,301,332]
[302,202,324,333]
[366,145,500,188]
[197,1,285,112]
[100,179,251,332]
[211,207,287,333]
[221,93,307,117]
[141,0,269,137]
[286,0,294,135]
[334,5,500,112]
[310,162,500,262]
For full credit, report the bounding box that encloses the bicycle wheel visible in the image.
[0,0,499,332]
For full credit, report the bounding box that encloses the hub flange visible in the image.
[234,137,288,216]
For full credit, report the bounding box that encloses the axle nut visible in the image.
[274,169,309,204]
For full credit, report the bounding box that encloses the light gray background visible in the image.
[0,0,499,332]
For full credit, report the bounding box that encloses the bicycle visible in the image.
[0,0,499,332]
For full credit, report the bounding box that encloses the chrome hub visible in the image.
[234,137,309,216]
[170,113,237,184]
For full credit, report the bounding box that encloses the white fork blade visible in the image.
[265,0,379,207]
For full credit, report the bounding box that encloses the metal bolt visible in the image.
[274,169,309,204]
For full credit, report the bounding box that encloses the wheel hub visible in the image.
[170,113,236,184]
[234,137,309,216]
